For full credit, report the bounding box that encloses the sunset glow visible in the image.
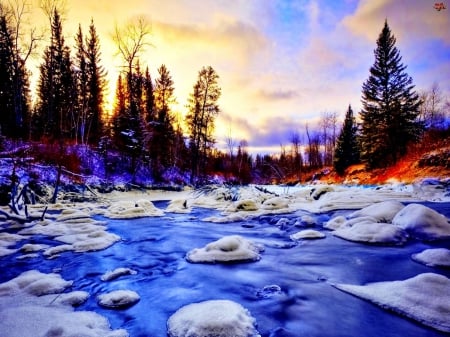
[26,0,450,154]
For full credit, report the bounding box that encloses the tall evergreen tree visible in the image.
[360,20,422,168]
[85,19,106,144]
[33,9,75,141]
[151,64,176,179]
[185,66,221,183]
[333,105,360,175]
[0,10,30,139]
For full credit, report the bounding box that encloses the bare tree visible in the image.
[112,15,152,79]
[319,111,338,166]
[419,82,447,130]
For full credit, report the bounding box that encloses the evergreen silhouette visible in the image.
[333,105,360,175]
[360,20,422,168]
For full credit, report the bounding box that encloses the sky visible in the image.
[25,0,450,154]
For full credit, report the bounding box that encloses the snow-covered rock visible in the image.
[334,273,450,333]
[105,199,164,218]
[333,221,408,245]
[186,235,263,263]
[0,271,128,337]
[167,300,261,337]
[392,203,450,240]
[262,197,289,210]
[323,216,347,230]
[348,201,405,223]
[412,248,450,267]
[97,290,140,309]
[290,229,325,240]
[227,199,259,212]
[101,268,138,281]
[166,199,191,213]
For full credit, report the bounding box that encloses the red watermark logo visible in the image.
[434,2,446,11]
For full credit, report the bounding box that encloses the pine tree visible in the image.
[333,105,360,175]
[85,19,106,144]
[360,20,422,168]
[151,64,176,179]
[0,11,30,139]
[33,9,75,141]
[185,66,221,183]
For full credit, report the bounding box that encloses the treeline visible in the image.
[0,1,449,186]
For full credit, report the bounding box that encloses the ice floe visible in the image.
[186,235,263,263]
[167,299,261,337]
[412,248,450,267]
[0,270,128,337]
[97,290,140,309]
[334,273,450,333]
[392,203,450,240]
[290,229,325,240]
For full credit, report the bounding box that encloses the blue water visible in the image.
[1,202,450,337]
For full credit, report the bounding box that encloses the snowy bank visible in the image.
[167,300,261,337]
[334,273,450,333]
[186,235,263,263]
[0,270,128,337]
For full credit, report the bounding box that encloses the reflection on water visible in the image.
[1,203,450,337]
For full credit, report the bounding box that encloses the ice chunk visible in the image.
[335,273,450,333]
[101,268,138,281]
[348,201,405,222]
[412,248,450,267]
[290,229,325,240]
[98,290,140,309]
[167,299,261,337]
[392,203,450,240]
[186,235,263,263]
[333,221,408,245]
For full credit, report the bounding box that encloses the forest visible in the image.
[0,1,449,195]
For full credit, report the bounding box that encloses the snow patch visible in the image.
[0,271,128,337]
[186,235,263,263]
[290,229,325,240]
[101,268,138,281]
[334,273,450,333]
[412,248,450,267]
[167,299,261,337]
[98,290,140,309]
[105,199,164,218]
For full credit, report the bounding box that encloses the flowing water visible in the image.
[1,201,450,337]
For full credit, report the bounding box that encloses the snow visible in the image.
[392,203,450,240]
[186,235,263,263]
[97,290,140,309]
[0,271,128,337]
[104,199,164,218]
[348,200,405,222]
[333,221,408,245]
[290,229,325,240]
[166,198,191,213]
[101,268,138,281]
[334,273,450,333]
[167,299,261,337]
[412,248,450,267]
[261,196,289,210]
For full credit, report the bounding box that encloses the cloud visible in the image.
[342,0,450,45]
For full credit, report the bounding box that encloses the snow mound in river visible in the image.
[333,221,408,245]
[412,248,450,267]
[186,235,263,263]
[98,290,140,309]
[167,299,261,337]
[392,203,450,240]
[105,199,164,218]
[334,273,450,333]
[348,200,405,223]
[290,229,325,240]
[0,270,128,337]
